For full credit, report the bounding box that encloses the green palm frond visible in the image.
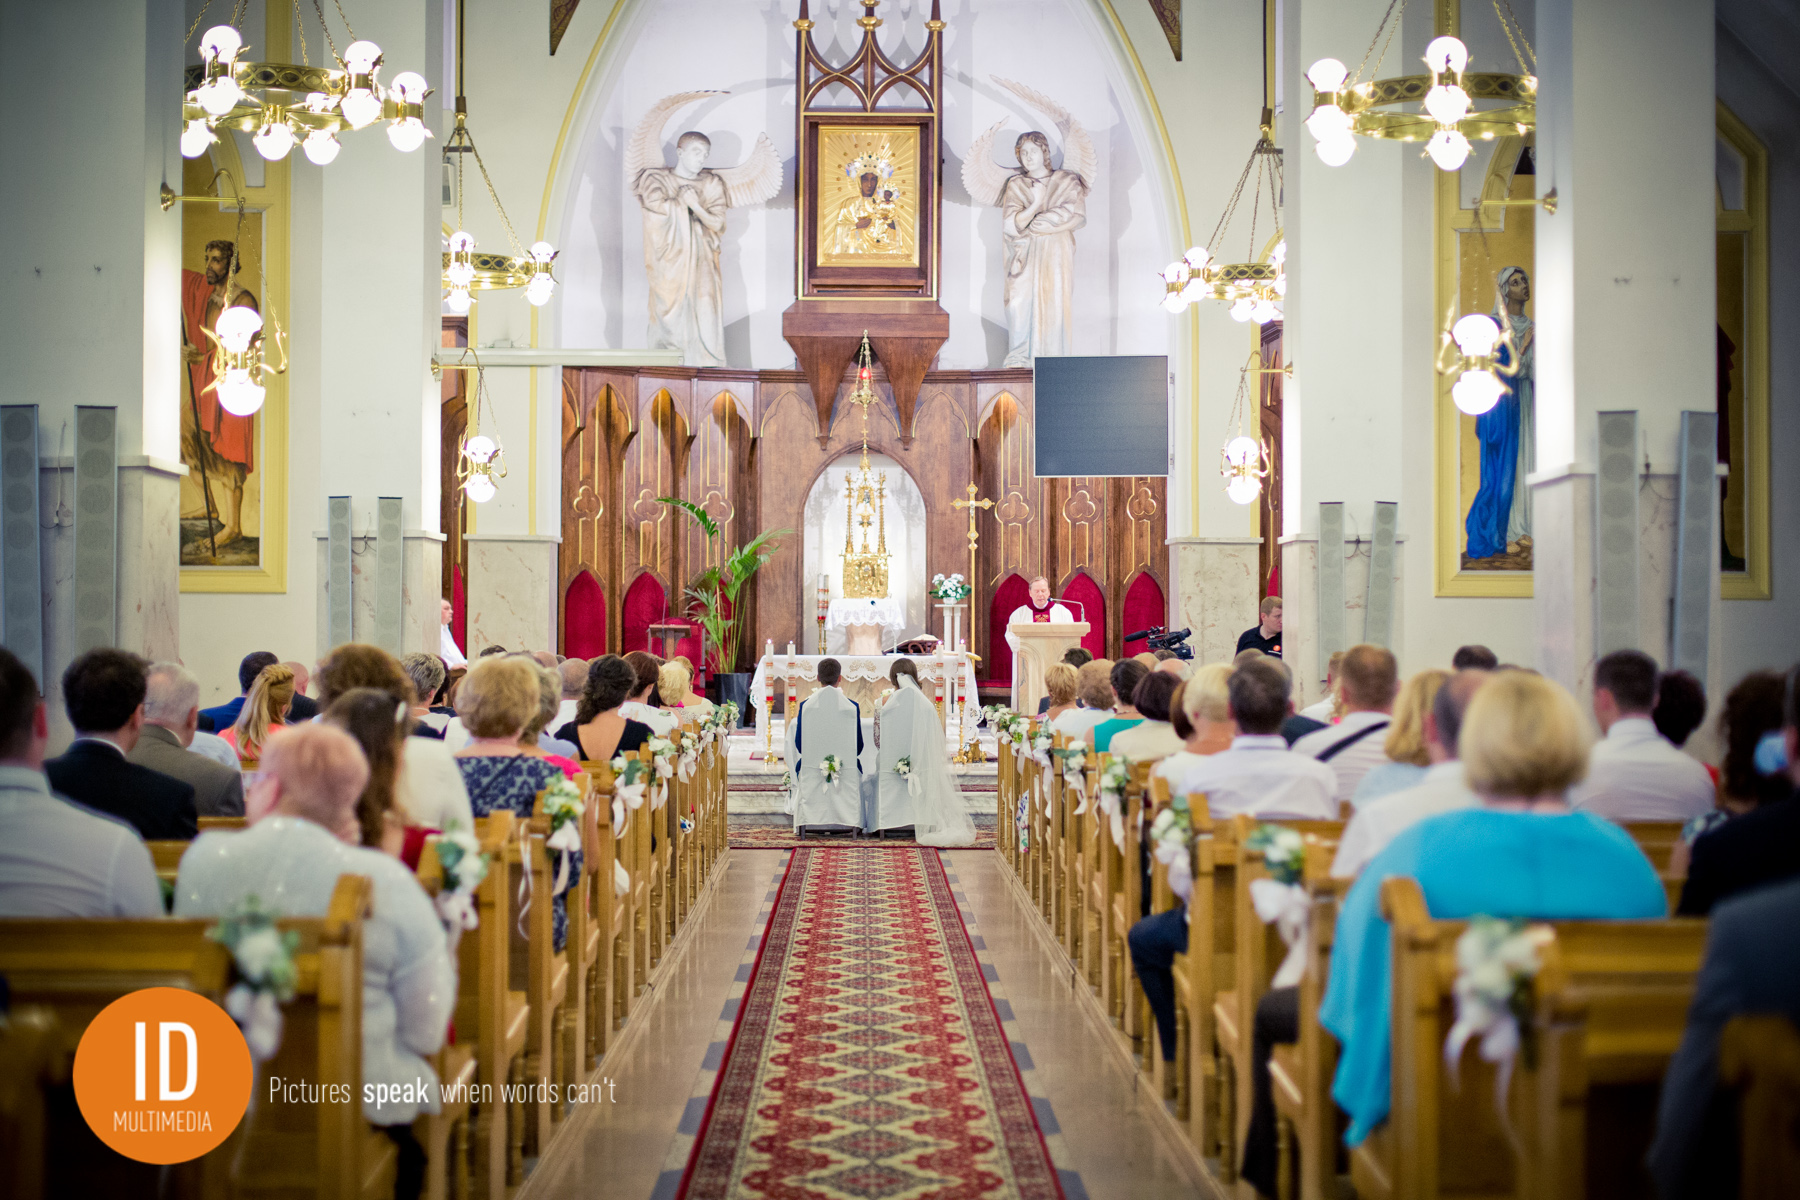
[655,496,719,540]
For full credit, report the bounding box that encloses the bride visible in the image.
[875,659,977,846]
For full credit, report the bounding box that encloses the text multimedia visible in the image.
[114,1109,214,1132]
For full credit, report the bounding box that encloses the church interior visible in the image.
[2,0,1799,1197]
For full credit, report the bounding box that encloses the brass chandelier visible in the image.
[448,347,506,504]
[441,0,557,313]
[1303,0,1537,173]
[1160,116,1285,325]
[180,1,433,166]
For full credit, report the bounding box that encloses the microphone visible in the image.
[1124,626,1165,643]
[1059,599,1085,622]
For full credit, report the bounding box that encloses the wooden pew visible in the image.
[1622,821,1684,873]
[1269,842,1349,1200]
[1359,875,1707,1200]
[0,1006,62,1200]
[199,816,247,832]
[0,875,394,1200]
[1720,1014,1800,1200]
[148,839,187,884]
[577,761,624,1068]
[451,811,528,1197]
[505,813,567,1156]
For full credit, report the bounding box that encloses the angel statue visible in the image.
[624,92,783,367]
[962,78,1098,368]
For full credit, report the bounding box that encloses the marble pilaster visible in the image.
[1278,531,1406,710]
[465,534,561,655]
[1167,537,1263,667]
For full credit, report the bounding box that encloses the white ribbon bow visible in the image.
[1098,789,1125,847]
[904,770,921,797]
[546,819,582,893]
[1151,838,1195,908]
[1249,877,1311,989]
[613,860,630,897]
[225,984,284,1062]
[678,750,698,782]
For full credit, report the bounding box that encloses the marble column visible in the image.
[466,535,562,654]
[1168,537,1264,666]
[0,0,184,740]
[1531,0,1715,695]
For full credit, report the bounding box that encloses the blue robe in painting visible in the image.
[1464,337,1523,560]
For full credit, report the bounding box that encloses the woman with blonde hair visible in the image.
[1349,668,1451,809]
[1315,670,1666,1167]
[1048,659,1115,740]
[1154,663,1235,784]
[224,663,294,762]
[1042,663,1079,724]
[659,658,714,721]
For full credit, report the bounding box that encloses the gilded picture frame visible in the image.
[814,124,922,269]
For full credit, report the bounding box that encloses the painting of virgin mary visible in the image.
[1463,265,1535,566]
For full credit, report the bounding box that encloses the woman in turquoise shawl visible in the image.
[1464,267,1535,561]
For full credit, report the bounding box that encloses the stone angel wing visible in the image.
[961,76,1100,208]
[715,133,784,208]
[622,90,726,183]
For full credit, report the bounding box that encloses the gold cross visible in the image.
[951,483,993,591]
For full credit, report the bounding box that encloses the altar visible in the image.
[749,651,979,752]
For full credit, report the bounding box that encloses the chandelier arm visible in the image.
[467,134,525,258]
[330,0,358,44]
[1494,0,1536,72]
[1353,0,1407,85]
[292,0,310,68]
[185,0,217,46]
[309,0,341,64]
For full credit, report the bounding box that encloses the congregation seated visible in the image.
[1152,662,1234,785]
[556,654,653,761]
[1451,642,1499,671]
[1291,643,1399,804]
[1330,668,1485,879]
[661,658,714,721]
[281,659,323,722]
[1086,658,1150,751]
[322,688,412,856]
[1669,670,1789,878]
[45,648,197,840]
[1347,666,1448,809]
[1678,665,1800,916]
[317,643,473,834]
[175,723,454,1199]
[222,661,294,762]
[520,659,583,772]
[1037,647,1094,714]
[1573,649,1715,822]
[129,661,246,817]
[1654,668,1711,764]
[1175,657,1336,820]
[1318,670,1666,1158]
[1047,658,1113,740]
[1237,653,1326,745]
[399,651,449,738]
[620,650,678,736]
[453,655,579,949]
[1296,649,1343,723]
[197,648,277,732]
[0,646,160,917]
[554,657,587,731]
[1106,670,1184,761]
[1041,662,1079,725]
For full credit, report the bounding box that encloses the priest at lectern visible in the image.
[1004,576,1075,653]
[786,658,866,835]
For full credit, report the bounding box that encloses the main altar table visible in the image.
[749,652,979,751]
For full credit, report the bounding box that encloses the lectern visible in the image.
[1008,623,1090,715]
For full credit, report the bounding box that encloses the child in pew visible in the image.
[1317,672,1665,1169]
[175,724,456,1200]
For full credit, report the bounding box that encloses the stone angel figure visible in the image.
[962,78,1098,367]
[625,92,783,367]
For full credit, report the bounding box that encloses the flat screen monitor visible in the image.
[1032,355,1169,477]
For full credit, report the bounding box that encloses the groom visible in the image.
[789,658,865,836]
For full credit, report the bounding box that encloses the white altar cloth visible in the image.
[750,653,979,745]
[824,597,907,634]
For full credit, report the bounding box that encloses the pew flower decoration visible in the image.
[1246,823,1311,987]
[1053,745,1089,810]
[894,755,922,796]
[929,573,971,601]
[1030,727,1056,768]
[542,773,587,891]
[646,736,678,807]
[1445,916,1554,1105]
[431,822,489,937]
[1096,756,1133,845]
[610,755,650,832]
[208,896,299,1061]
[820,753,843,786]
[676,729,700,781]
[1148,793,1197,907]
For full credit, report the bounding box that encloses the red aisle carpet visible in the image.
[727,815,997,851]
[676,847,1063,1199]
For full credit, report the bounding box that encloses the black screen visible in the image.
[1032,355,1169,477]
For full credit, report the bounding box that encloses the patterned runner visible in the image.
[676,847,1062,1199]
[727,815,996,851]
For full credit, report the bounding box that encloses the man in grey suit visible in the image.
[129,662,244,817]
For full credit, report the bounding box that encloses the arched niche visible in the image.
[987,573,1032,685]
[621,571,667,657]
[1059,571,1106,660]
[1122,571,1165,656]
[801,451,929,653]
[564,569,607,660]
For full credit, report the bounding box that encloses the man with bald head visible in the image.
[129,662,244,816]
[555,658,588,731]
[175,724,456,1191]
[280,660,320,721]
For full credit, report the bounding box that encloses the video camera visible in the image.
[1123,625,1194,661]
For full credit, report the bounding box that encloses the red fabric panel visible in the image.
[986,573,1031,686]
[450,564,467,658]
[1122,573,1166,654]
[563,569,607,660]
[1059,572,1106,660]
[621,572,667,657]
[1266,560,1280,599]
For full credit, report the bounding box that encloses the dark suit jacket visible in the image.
[1648,876,1800,1198]
[46,739,198,840]
[126,724,244,817]
[1280,714,1327,745]
[1678,792,1800,916]
[197,695,245,735]
[289,694,320,722]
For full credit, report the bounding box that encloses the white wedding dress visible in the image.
[880,676,976,847]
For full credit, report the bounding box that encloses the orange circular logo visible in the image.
[72,987,254,1163]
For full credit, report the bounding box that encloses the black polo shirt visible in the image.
[1236,626,1282,657]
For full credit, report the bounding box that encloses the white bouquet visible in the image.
[820,753,843,785]
[207,897,300,1061]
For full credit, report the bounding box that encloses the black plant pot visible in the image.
[717,672,754,726]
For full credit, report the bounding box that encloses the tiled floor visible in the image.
[520,848,1217,1200]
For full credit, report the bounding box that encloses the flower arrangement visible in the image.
[1446,916,1554,1090]
[645,736,678,807]
[610,755,650,831]
[1148,792,1198,903]
[1245,823,1312,988]
[894,755,920,796]
[1246,823,1306,885]
[676,729,701,781]
[820,753,843,785]
[208,896,299,1060]
[1096,756,1133,845]
[542,773,587,889]
[1052,745,1089,810]
[929,573,971,601]
[431,821,489,938]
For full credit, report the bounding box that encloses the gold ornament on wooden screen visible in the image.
[840,334,891,599]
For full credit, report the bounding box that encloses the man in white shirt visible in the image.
[554,658,587,732]
[1297,651,1344,722]
[439,597,467,668]
[0,647,161,917]
[1331,669,1490,878]
[1291,644,1399,807]
[1572,649,1715,822]
[1178,658,1337,820]
[1004,576,1075,655]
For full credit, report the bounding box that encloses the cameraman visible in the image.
[1236,596,1283,657]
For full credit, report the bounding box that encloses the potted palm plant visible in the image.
[656,497,789,725]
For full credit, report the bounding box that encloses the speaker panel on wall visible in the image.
[1317,502,1346,675]
[328,496,353,648]
[72,406,117,653]
[373,497,404,655]
[1671,411,1717,677]
[1364,501,1398,648]
[1594,411,1640,658]
[0,406,43,683]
